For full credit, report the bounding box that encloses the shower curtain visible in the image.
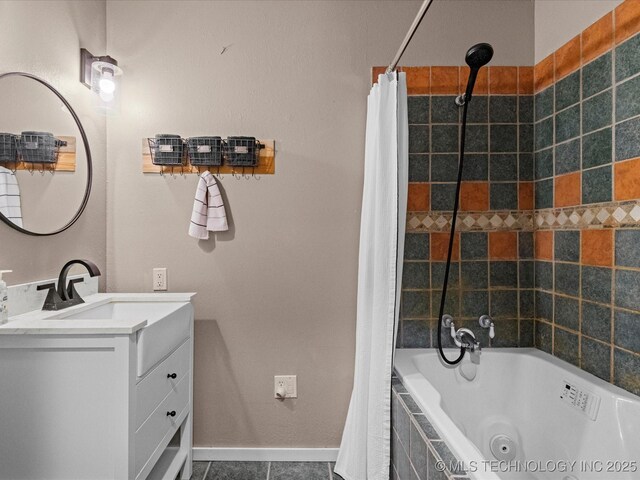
[335,71,408,480]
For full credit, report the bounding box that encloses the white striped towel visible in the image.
[188,170,228,239]
[0,166,23,228]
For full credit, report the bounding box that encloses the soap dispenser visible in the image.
[0,270,11,325]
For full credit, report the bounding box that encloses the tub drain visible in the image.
[490,434,517,461]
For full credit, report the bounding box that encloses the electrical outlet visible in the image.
[274,375,297,399]
[153,268,167,291]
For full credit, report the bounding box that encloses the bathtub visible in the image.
[393,348,640,480]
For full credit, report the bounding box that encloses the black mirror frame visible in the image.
[0,72,93,236]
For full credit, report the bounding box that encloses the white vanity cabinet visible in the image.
[0,293,195,480]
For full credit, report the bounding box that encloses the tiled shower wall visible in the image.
[531,2,640,396]
[386,0,640,397]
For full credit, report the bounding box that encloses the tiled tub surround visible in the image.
[531,3,640,396]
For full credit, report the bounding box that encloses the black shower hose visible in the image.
[435,98,471,365]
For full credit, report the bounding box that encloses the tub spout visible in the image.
[456,328,481,352]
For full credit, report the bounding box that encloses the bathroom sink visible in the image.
[50,300,193,377]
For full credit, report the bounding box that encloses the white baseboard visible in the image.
[192,447,339,462]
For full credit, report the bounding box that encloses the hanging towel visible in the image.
[0,166,23,228]
[188,170,228,239]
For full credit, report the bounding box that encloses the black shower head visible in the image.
[465,43,494,70]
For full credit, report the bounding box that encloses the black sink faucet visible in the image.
[38,259,101,311]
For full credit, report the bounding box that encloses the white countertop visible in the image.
[0,293,196,335]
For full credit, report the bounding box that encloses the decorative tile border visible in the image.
[407,210,534,232]
[534,200,640,229]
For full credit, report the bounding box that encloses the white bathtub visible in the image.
[394,348,640,480]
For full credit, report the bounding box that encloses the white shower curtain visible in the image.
[335,71,408,480]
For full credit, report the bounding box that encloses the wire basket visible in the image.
[149,134,185,166]
[18,132,65,164]
[0,133,17,163]
[187,136,223,166]
[224,137,262,167]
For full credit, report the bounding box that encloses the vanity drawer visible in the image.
[135,372,189,477]
[136,339,190,429]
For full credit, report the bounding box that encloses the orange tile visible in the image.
[581,229,613,267]
[555,173,581,208]
[372,66,386,85]
[615,0,640,44]
[488,66,518,94]
[460,66,488,95]
[489,231,518,260]
[519,182,534,210]
[555,35,581,79]
[582,13,614,64]
[615,157,640,200]
[535,231,553,260]
[407,183,430,211]
[518,67,534,95]
[431,67,459,95]
[534,54,554,92]
[404,66,430,95]
[460,182,489,211]
[431,232,459,261]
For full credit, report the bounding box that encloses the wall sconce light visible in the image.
[80,48,123,109]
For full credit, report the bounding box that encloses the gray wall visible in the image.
[105,0,533,448]
[0,0,107,287]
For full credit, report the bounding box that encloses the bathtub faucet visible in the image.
[441,315,482,352]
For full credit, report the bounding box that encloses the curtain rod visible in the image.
[386,0,435,74]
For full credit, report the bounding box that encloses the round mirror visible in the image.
[0,72,92,236]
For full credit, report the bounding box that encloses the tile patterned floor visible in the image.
[191,461,345,480]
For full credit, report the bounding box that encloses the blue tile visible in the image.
[206,461,269,480]
[555,138,580,175]
[535,320,553,353]
[490,261,518,287]
[615,33,640,82]
[402,262,429,289]
[431,124,459,153]
[582,90,612,134]
[519,231,534,259]
[535,261,553,290]
[582,128,612,169]
[554,328,579,366]
[402,291,429,318]
[461,232,488,260]
[520,290,534,318]
[582,52,612,99]
[581,337,611,381]
[534,148,553,179]
[392,393,410,448]
[535,118,554,150]
[520,260,534,288]
[555,296,579,330]
[582,165,612,204]
[490,183,518,210]
[431,183,457,211]
[489,96,517,123]
[536,290,553,321]
[582,266,612,303]
[615,75,640,122]
[401,320,430,348]
[431,262,459,289]
[491,290,518,318]
[555,104,580,143]
[413,414,440,440]
[461,262,488,289]
[461,290,488,318]
[519,153,534,181]
[431,96,458,124]
[461,153,488,181]
[582,301,611,342]
[615,269,640,311]
[466,96,488,123]
[615,230,640,268]
[535,179,553,209]
[519,96,533,123]
[555,70,580,110]
[405,233,429,260]
[490,124,518,152]
[432,290,460,318]
[519,124,533,153]
[408,96,429,124]
[431,154,459,182]
[535,86,554,121]
[409,421,429,480]
[409,125,429,153]
[519,319,535,347]
[615,116,640,162]
[192,462,209,480]
[554,230,580,262]
[555,263,579,297]
[466,124,488,152]
[614,309,640,354]
[614,348,640,396]
[409,154,429,182]
[490,154,518,181]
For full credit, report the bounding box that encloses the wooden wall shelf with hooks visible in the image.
[141,139,275,175]
[1,136,76,172]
